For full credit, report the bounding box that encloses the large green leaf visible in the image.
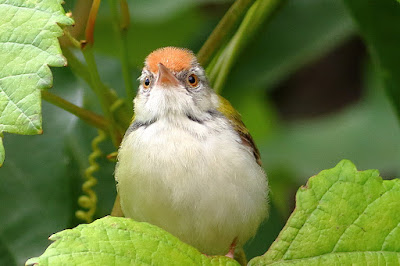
[0,68,82,265]
[0,0,73,164]
[342,0,400,119]
[249,160,400,265]
[26,216,238,266]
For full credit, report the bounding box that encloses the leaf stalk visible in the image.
[85,0,101,46]
[41,90,108,131]
[107,0,134,110]
[209,0,283,93]
[197,0,255,67]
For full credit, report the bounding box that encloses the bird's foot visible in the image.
[225,237,238,259]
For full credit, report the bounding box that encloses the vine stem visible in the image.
[197,0,255,67]
[85,0,101,45]
[107,0,134,110]
[41,90,108,131]
[80,0,124,146]
[82,49,112,116]
[82,47,121,146]
[63,29,81,49]
[62,46,130,143]
[210,0,283,93]
[62,47,92,85]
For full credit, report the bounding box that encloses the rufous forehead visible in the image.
[145,47,196,73]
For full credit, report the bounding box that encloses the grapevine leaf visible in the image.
[0,0,73,164]
[0,68,83,265]
[26,216,238,266]
[249,160,400,265]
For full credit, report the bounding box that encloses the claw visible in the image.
[225,237,238,259]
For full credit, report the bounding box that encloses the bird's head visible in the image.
[134,47,218,123]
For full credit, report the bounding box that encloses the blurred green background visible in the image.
[1,0,399,264]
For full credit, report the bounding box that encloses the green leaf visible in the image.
[26,216,239,266]
[0,0,73,161]
[342,0,400,119]
[0,68,82,265]
[249,160,400,265]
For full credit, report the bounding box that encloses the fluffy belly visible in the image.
[115,122,268,255]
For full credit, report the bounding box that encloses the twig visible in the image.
[82,47,122,147]
[62,47,130,142]
[210,0,283,93]
[197,0,255,67]
[41,90,108,131]
[108,0,134,110]
[62,47,92,86]
[85,0,101,46]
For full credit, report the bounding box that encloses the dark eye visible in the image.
[143,77,151,89]
[187,74,199,87]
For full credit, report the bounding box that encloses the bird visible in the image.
[115,47,268,257]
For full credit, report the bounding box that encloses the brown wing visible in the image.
[217,95,262,166]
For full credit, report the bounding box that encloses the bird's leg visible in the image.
[225,237,238,259]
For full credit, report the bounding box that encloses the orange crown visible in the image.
[145,47,196,73]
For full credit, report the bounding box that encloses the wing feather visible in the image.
[217,95,262,166]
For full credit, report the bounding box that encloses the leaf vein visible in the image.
[332,183,396,252]
[267,250,400,265]
[0,41,52,59]
[381,221,400,251]
[0,87,38,129]
[0,2,62,18]
[281,170,342,258]
[0,72,38,81]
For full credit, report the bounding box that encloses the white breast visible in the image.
[115,116,268,255]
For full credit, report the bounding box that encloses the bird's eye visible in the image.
[187,74,199,87]
[143,77,151,89]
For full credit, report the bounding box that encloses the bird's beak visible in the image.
[156,63,180,88]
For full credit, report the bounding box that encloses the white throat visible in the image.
[134,85,218,125]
